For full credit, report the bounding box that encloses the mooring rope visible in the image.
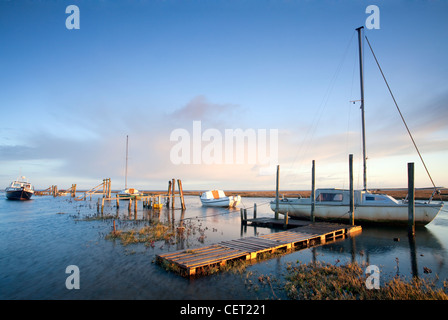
[365,35,438,191]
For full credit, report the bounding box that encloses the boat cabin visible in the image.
[314,188,399,206]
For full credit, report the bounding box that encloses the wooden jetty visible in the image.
[156,222,361,277]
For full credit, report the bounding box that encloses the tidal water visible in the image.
[1,192,447,300]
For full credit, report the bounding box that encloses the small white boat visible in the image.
[117,188,141,199]
[200,190,241,207]
[270,188,443,226]
[5,176,34,200]
[118,135,141,200]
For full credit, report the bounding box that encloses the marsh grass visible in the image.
[283,261,448,300]
[106,221,176,246]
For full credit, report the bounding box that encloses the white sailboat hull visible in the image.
[270,189,443,226]
[270,200,442,226]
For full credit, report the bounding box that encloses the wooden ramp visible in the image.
[156,222,361,277]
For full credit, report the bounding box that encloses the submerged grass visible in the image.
[106,221,176,246]
[283,261,448,300]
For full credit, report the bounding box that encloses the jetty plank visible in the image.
[156,222,361,277]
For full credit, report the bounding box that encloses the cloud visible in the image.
[170,95,240,124]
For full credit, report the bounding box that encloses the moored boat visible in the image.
[200,190,241,207]
[270,27,444,226]
[118,135,141,200]
[5,176,34,200]
[117,188,142,199]
[270,188,443,226]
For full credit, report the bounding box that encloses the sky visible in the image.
[1,0,448,192]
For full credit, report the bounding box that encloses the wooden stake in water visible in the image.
[311,160,315,222]
[408,162,415,236]
[349,154,354,226]
[275,165,280,220]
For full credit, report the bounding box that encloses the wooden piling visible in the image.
[311,160,315,222]
[171,178,175,208]
[275,165,280,220]
[284,211,289,229]
[101,197,105,214]
[408,162,415,236]
[177,179,186,210]
[253,203,257,219]
[167,180,172,208]
[349,154,354,226]
[116,195,120,208]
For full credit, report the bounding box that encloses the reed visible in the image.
[106,221,176,246]
[283,261,448,300]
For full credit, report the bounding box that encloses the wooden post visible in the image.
[284,211,289,229]
[134,198,138,214]
[253,203,257,219]
[171,178,175,208]
[275,165,280,220]
[311,160,315,222]
[408,162,415,236]
[116,194,120,208]
[177,179,186,210]
[167,180,172,208]
[240,208,244,224]
[128,198,132,213]
[101,197,105,214]
[102,179,106,198]
[349,154,355,226]
[113,220,116,233]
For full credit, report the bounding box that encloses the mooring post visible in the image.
[275,165,280,220]
[284,211,289,229]
[349,154,355,226]
[167,180,172,208]
[311,160,315,222]
[178,179,186,210]
[101,197,105,215]
[253,203,257,219]
[408,162,415,236]
[240,208,245,225]
[171,178,176,208]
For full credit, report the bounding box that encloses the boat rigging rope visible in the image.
[365,35,438,191]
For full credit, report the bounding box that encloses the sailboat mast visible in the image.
[125,135,128,189]
[356,26,367,191]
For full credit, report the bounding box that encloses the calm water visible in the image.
[1,192,447,300]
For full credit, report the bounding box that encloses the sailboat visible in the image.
[270,27,444,226]
[117,135,141,199]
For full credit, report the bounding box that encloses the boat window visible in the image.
[316,193,343,202]
[366,195,384,201]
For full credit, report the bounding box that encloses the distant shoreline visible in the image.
[35,188,447,201]
[150,189,448,201]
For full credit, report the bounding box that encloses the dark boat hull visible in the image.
[6,190,33,200]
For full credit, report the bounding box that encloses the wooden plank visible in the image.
[156,222,362,277]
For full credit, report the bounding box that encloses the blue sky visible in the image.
[1,0,447,192]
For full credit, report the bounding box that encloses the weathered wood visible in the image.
[157,222,361,277]
[311,160,315,222]
[349,154,355,226]
[275,165,280,220]
[408,162,415,236]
